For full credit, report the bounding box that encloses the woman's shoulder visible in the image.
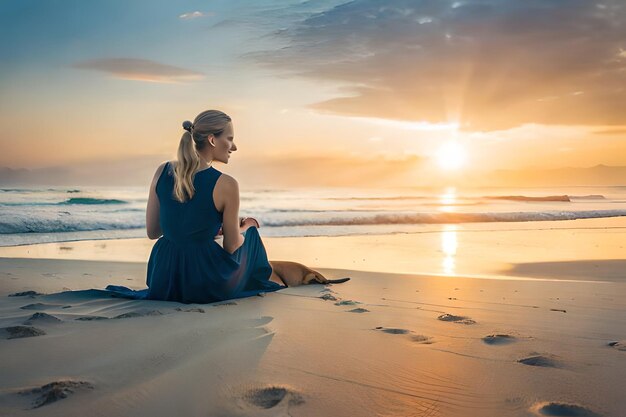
[213,172,239,211]
[215,172,238,189]
[156,160,173,171]
[151,161,171,182]
[160,160,187,175]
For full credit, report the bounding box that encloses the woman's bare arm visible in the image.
[217,174,245,254]
[214,217,260,239]
[146,162,167,240]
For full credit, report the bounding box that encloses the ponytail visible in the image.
[173,131,202,203]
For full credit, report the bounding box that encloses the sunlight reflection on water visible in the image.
[441,224,458,276]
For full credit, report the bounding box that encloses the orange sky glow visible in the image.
[1,1,624,187]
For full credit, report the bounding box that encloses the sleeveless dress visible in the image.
[104,161,286,304]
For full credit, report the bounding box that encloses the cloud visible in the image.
[179,11,214,20]
[251,0,626,131]
[72,58,204,83]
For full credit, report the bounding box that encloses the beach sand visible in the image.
[0,217,625,416]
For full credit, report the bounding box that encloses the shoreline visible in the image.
[2,212,625,248]
[1,217,624,282]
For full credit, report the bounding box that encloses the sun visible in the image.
[436,141,467,170]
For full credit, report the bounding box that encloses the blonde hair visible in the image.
[173,110,231,203]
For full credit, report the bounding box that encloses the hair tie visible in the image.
[182,120,194,133]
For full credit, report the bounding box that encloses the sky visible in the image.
[0,0,625,187]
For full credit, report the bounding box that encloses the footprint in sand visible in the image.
[319,293,338,301]
[175,307,206,313]
[213,301,237,307]
[2,325,46,339]
[483,334,516,345]
[437,313,476,325]
[530,401,601,417]
[8,291,44,297]
[607,341,626,351]
[75,316,109,321]
[18,380,94,409]
[241,385,304,410]
[113,310,163,319]
[334,300,361,306]
[411,334,434,344]
[20,303,62,311]
[113,312,143,319]
[23,312,62,325]
[375,327,409,334]
[373,327,433,344]
[518,355,561,368]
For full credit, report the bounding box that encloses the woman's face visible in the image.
[210,121,236,164]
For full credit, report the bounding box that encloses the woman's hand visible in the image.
[215,217,260,239]
[239,217,260,231]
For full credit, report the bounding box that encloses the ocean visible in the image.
[1,185,625,247]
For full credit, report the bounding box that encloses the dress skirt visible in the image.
[105,227,285,304]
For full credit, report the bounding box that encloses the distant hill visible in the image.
[0,155,166,187]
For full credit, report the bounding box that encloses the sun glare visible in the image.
[436,141,467,170]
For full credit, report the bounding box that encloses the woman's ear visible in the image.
[208,134,216,147]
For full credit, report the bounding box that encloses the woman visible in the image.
[105,110,302,304]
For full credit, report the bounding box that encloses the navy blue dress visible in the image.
[105,162,286,304]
